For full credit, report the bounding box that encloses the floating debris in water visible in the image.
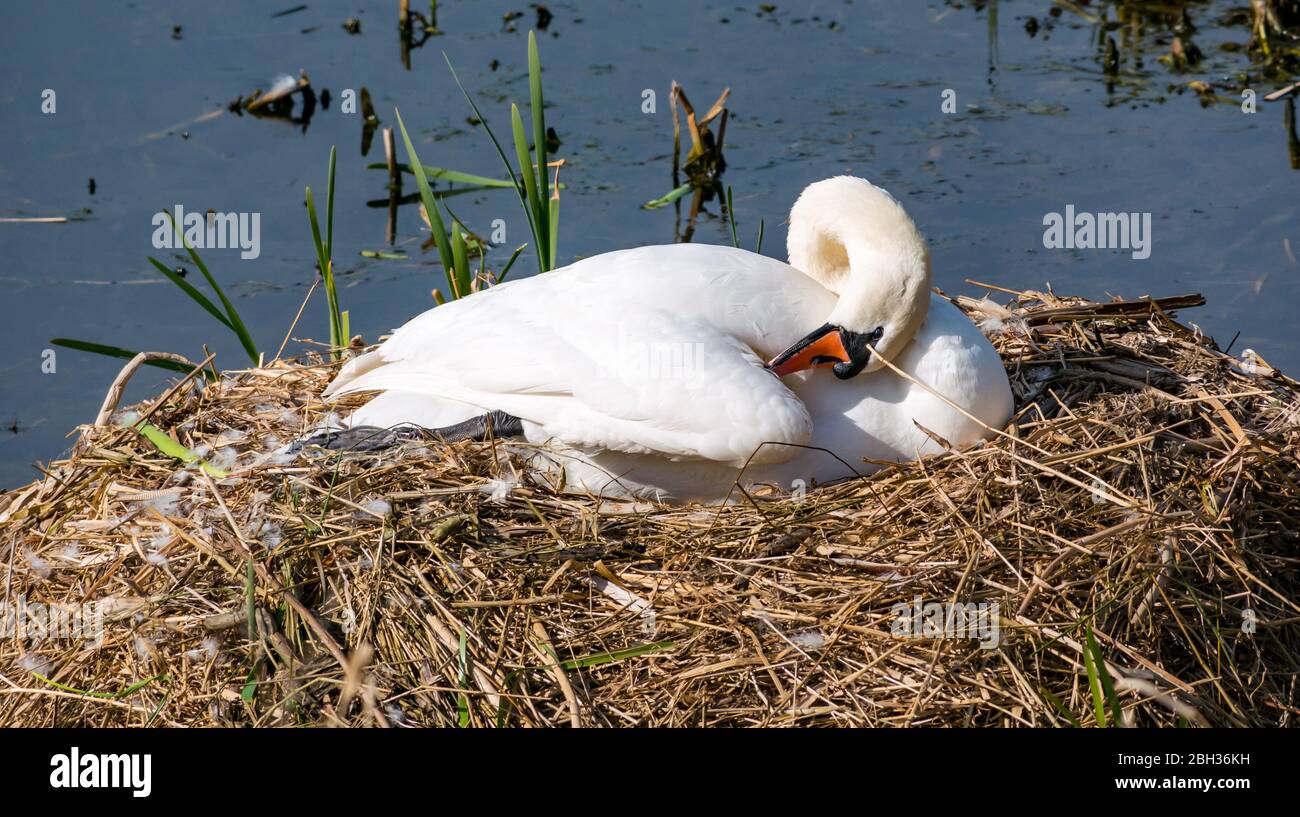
[268,73,302,98]
[1103,36,1119,77]
[232,70,316,131]
[673,83,729,184]
[1161,36,1204,73]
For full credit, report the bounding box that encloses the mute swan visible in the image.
[318,176,1013,501]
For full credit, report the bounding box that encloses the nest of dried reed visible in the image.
[2,287,1298,727]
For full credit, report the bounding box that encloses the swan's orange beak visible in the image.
[765,324,849,378]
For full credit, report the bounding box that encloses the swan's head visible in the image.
[767,176,931,379]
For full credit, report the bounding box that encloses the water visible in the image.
[2,0,1297,488]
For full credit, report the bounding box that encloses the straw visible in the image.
[2,288,1297,727]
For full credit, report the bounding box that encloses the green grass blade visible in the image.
[548,195,560,269]
[450,220,471,299]
[1087,626,1124,726]
[324,146,343,351]
[394,109,459,298]
[1039,686,1082,728]
[1083,625,1107,727]
[128,419,229,478]
[320,145,342,352]
[146,257,233,330]
[511,104,546,274]
[726,185,739,248]
[325,145,336,260]
[368,163,515,188]
[497,243,526,283]
[444,53,527,195]
[305,184,341,352]
[496,671,519,727]
[642,183,692,210]
[528,30,550,264]
[443,52,542,271]
[756,219,765,254]
[168,213,259,365]
[245,561,256,649]
[31,671,166,701]
[50,339,213,378]
[305,186,326,267]
[558,640,676,671]
[241,666,257,703]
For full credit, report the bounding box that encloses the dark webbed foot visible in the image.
[294,424,431,453]
[293,410,524,454]
[430,410,524,443]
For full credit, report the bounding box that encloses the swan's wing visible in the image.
[324,267,813,466]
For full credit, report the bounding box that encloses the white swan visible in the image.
[321,177,1013,501]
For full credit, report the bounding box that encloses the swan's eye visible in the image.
[870,326,884,342]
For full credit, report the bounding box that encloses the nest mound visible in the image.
[2,289,1298,727]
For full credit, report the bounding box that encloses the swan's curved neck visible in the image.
[785,177,933,362]
[787,221,856,296]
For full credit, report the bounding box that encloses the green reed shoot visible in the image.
[306,145,349,358]
[395,109,473,300]
[53,210,260,370]
[445,30,559,275]
[1083,625,1124,727]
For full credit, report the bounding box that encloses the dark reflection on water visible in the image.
[1,0,1297,487]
